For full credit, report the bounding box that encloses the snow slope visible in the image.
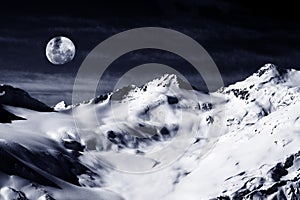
[0,64,299,199]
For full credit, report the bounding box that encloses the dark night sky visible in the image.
[1,0,300,105]
[1,1,300,20]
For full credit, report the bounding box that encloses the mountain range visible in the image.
[0,64,299,200]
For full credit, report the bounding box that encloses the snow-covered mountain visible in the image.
[0,64,299,200]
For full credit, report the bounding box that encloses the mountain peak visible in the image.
[255,63,280,78]
[219,63,292,102]
[225,63,288,91]
[149,74,179,87]
[146,74,196,91]
[254,63,289,82]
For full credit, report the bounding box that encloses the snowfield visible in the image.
[0,64,299,199]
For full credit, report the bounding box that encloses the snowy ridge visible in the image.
[0,64,300,199]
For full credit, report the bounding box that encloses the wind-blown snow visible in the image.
[0,63,299,199]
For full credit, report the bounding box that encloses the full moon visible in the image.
[46,36,75,65]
